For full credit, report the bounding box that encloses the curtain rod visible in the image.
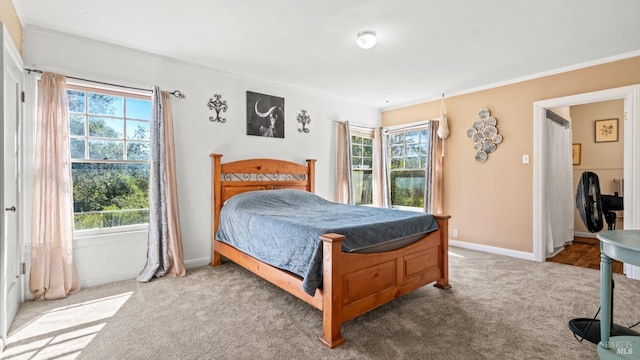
[24,68,186,99]
[383,120,432,133]
[332,120,378,129]
[546,109,569,128]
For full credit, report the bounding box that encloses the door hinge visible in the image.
[21,262,26,275]
[21,91,25,103]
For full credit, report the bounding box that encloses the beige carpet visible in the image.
[3,247,639,360]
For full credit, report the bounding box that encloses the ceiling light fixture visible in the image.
[356,30,377,49]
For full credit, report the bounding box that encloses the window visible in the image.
[67,86,152,231]
[387,126,431,210]
[351,130,374,205]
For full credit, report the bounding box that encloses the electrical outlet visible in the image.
[522,154,530,164]
[453,229,459,237]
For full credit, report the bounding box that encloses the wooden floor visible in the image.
[547,236,624,274]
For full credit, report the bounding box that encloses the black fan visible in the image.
[569,171,637,344]
[575,171,604,233]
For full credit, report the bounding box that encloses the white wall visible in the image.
[22,26,381,289]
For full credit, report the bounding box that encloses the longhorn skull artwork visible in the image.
[246,91,285,138]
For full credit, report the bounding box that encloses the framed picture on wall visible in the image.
[572,143,581,165]
[246,91,285,138]
[594,118,618,143]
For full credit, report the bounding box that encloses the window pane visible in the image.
[406,144,420,157]
[391,158,404,169]
[352,169,373,205]
[405,157,420,169]
[89,140,124,160]
[127,141,151,161]
[72,162,150,230]
[352,157,361,168]
[89,117,124,138]
[390,170,425,207]
[405,130,423,144]
[363,145,372,157]
[391,145,405,157]
[126,98,152,120]
[88,93,124,117]
[70,115,85,136]
[363,158,372,169]
[352,145,362,156]
[390,133,404,145]
[363,137,373,146]
[70,138,85,159]
[126,120,151,140]
[351,135,363,145]
[68,90,86,113]
[419,144,428,155]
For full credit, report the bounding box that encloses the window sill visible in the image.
[74,223,149,239]
[391,205,425,213]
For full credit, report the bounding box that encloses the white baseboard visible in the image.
[624,264,640,280]
[449,239,536,261]
[78,257,212,288]
[574,231,597,238]
[184,257,211,269]
[79,269,142,288]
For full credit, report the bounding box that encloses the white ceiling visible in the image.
[12,0,640,109]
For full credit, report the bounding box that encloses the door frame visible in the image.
[532,85,640,278]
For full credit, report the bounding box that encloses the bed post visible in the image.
[433,215,451,289]
[320,233,345,348]
[210,154,223,266]
[306,159,316,193]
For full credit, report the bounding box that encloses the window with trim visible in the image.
[351,130,374,205]
[387,126,431,210]
[67,85,152,231]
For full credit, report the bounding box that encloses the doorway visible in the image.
[532,85,640,279]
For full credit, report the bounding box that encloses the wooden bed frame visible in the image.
[210,154,450,348]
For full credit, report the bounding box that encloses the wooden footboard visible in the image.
[320,214,450,347]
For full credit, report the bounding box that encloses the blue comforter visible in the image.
[216,189,438,295]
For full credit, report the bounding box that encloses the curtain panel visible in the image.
[336,121,353,204]
[381,129,391,208]
[30,72,80,300]
[372,127,384,207]
[429,121,444,214]
[137,87,186,282]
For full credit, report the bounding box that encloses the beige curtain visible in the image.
[137,87,186,281]
[161,91,186,277]
[30,72,80,300]
[336,121,353,204]
[429,121,444,214]
[372,127,384,207]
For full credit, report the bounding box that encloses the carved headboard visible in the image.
[210,154,316,237]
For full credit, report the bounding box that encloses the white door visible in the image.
[1,25,24,347]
